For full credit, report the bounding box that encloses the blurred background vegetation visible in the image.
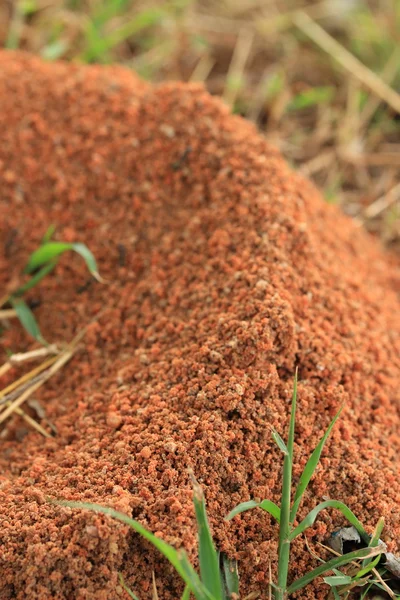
[1,0,399,248]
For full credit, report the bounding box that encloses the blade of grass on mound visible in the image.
[287,546,383,594]
[10,298,44,343]
[289,500,369,543]
[15,260,58,297]
[290,405,343,522]
[181,585,191,600]
[276,370,298,600]
[42,224,56,244]
[118,573,139,600]
[24,241,102,282]
[362,516,385,569]
[54,501,213,600]
[323,574,353,586]
[221,554,239,598]
[191,475,223,600]
[356,552,381,579]
[271,428,289,455]
[225,499,281,523]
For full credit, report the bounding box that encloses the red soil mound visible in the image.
[0,51,399,600]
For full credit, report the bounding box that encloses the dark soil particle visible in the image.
[0,51,399,599]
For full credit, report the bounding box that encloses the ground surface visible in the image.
[0,51,400,599]
[1,0,400,248]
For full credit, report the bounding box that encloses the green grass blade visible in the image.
[356,553,381,578]
[271,428,289,455]
[287,369,298,460]
[101,9,163,52]
[24,241,102,281]
[359,583,374,600]
[289,500,369,542]
[259,499,281,522]
[82,8,163,62]
[225,499,280,523]
[362,516,384,569]
[54,501,211,600]
[91,0,131,27]
[71,243,102,281]
[15,261,58,296]
[24,242,73,272]
[323,574,352,586]
[331,587,341,600]
[290,405,342,522]
[287,546,383,594]
[276,370,298,599]
[42,224,56,244]
[221,554,239,598]
[179,553,216,600]
[369,517,385,547]
[181,585,191,600]
[192,477,223,600]
[10,298,44,343]
[118,573,140,599]
[287,86,334,111]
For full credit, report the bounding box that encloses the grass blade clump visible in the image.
[55,500,211,600]
[2,227,101,342]
[226,499,281,523]
[24,241,101,281]
[55,477,233,600]
[226,371,385,599]
[10,298,44,344]
[289,405,342,521]
[276,369,297,599]
[55,372,392,600]
[221,555,239,598]
[287,546,382,594]
[289,500,369,542]
[191,475,223,600]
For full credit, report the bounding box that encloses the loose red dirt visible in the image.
[0,51,399,600]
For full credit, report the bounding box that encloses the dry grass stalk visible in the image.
[223,27,254,108]
[364,181,400,219]
[0,308,17,320]
[0,347,74,425]
[0,327,87,432]
[292,11,400,114]
[0,353,60,401]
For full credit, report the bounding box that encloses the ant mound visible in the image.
[0,51,399,599]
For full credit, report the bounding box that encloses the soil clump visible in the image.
[0,51,400,599]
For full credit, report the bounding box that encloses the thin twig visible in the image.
[190,54,215,83]
[268,560,272,600]
[359,47,400,129]
[0,321,90,430]
[364,181,400,219]
[0,308,17,320]
[0,353,60,402]
[0,372,47,407]
[293,11,400,115]
[0,346,59,383]
[223,27,254,109]
[9,344,59,365]
[0,294,10,309]
[0,348,74,425]
[151,572,159,600]
[371,567,397,599]
[0,363,12,378]
[13,406,51,438]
